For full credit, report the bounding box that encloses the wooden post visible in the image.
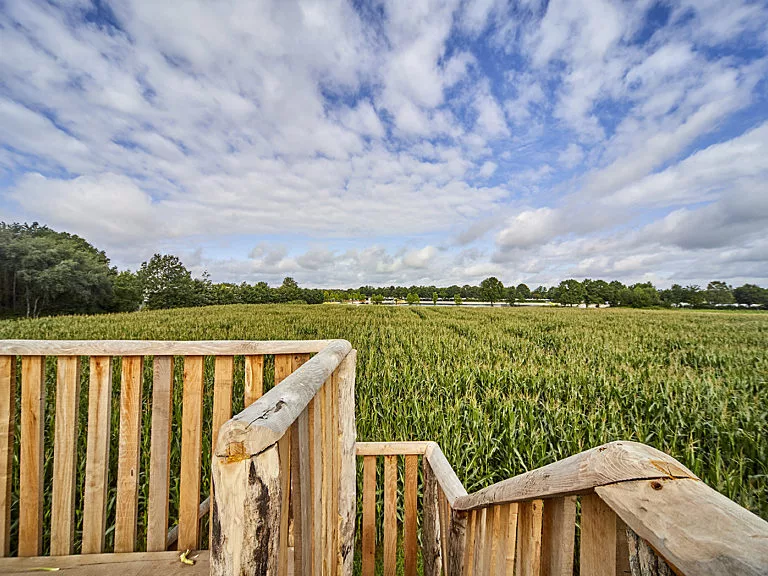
[627,529,673,576]
[580,493,630,576]
[0,356,14,557]
[210,444,282,576]
[336,351,357,576]
[541,496,577,576]
[448,508,469,576]
[422,458,442,576]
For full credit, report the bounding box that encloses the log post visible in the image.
[211,444,282,576]
[627,528,673,576]
[447,509,469,576]
[336,350,357,576]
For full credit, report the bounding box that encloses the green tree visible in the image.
[432,292,438,305]
[480,277,504,306]
[371,294,384,305]
[555,279,585,306]
[516,283,531,300]
[137,254,198,309]
[406,292,419,305]
[454,294,462,305]
[506,286,518,306]
[109,270,142,312]
[706,281,735,306]
[0,223,114,317]
[733,284,768,307]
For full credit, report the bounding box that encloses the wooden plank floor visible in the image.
[0,550,296,575]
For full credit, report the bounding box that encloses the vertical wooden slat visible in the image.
[278,428,292,576]
[448,509,470,576]
[146,356,174,552]
[475,507,488,576]
[178,355,204,552]
[515,500,543,576]
[463,509,477,576]
[50,357,81,556]
[114,356,144,553]
[82,356,112,555]
[275,353,293,576]
[384,454,398,576]
[362,455,377,576]
[541,496,577,576]
[322,380,334,575]
[580,493,630,576]
[311,395,322,576]
[404,454,418,576]
[422,459,441,576]
[244,355,264,406]
[19,356,45,557]
[331,370,341,576]
[291,354,310,575]
[298,404,312,575]
[439,490,450,574]
[0,356,15,557]
[209,356,233,545]
[505,503,519,575]
[489,504,509,576]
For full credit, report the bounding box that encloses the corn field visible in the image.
[0,304,766,556]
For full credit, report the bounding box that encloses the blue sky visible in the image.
[1,0,767,288]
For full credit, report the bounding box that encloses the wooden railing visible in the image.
[360,440,768,576]
[210,339,357,576]
[0,338,342,559]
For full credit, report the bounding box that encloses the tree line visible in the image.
[1,222,766,318]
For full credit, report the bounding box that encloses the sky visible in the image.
[1,0,767,289]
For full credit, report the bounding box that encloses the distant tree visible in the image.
[276,276,301,303]
[137,254,199,309]
[506,286,518,306]
[582,279,610,307]
[683,285,706,308]
[406,292,419,305]
[454,293,462,305]
[432,292,438,305]
[109,270,143,312]
[733,284,767,307]
[555,279,585,306]
[706,281,734,306]
[480,277,504,306]
[516,283,531,300]
[531,286,547,299]
[371,294,384,305]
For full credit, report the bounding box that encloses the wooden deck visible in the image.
[0,551,296,575]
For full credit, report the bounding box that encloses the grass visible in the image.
[0,304,766,556]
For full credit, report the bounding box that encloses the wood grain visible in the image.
[356,441,432,456]
[541,496,577,576]
[404,454,418,576]
[362,456,376,576]
[243,355,264,406]
[515,500,543,576]
[422,458,442,576]
[580,493,629,576]
[424,442,468,507]
[179,356,204,552]
[82,356,113,554]
[146,356,174,552]
[384,455,397,576]
[51,356,81,556]
[597,478,768,576]
[115,356,144,553]
[454,442,695,511]
[505,503,519,575]
[0,339,338,356]
[19,356,45,557]
[336,351,357,576]
[463,510,477,576]
[0,356,15,556]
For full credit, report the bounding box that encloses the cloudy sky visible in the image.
[1,0,767,288]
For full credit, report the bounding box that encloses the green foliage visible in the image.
[480,276,504,306]
[0,222,114,317]
[516,283,531,300]
[555,279,585,306]
[137,254,199,310]
[505,286,518,306]
[371,294,384,305]
[406,292,419,305]
[454,294,462,305]
[432,292,438,305]
[734,284,768,306]
[108,270,142,312]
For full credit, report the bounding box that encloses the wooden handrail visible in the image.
[424,443,468,507]
[452,441,697,511]
[0,339,334,356]
[214,339,351,459]
[598,478,768,576]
